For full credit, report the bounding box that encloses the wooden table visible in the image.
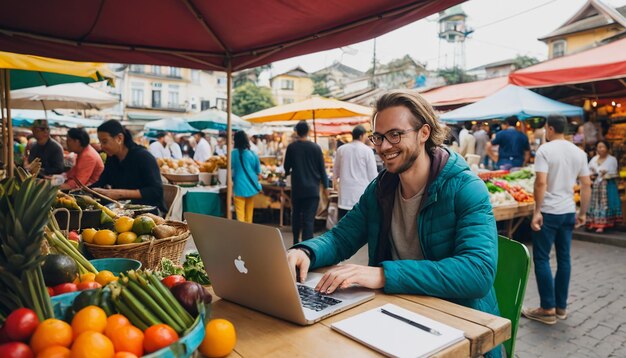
[261,183,291,227]
[493,202,534,238]
[209,290,511,357]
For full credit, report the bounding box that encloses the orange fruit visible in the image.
[81,228,98,244]
[116,232,137,245]
[143,324,179,354]
[199,319,237,357]
[93,230,117,246]
[104,314,130,338]
[114,353,138,358]
[37,345,71,358]
[95,270,118,286]
[30,318,73,354]
[114,216,134,233]
[109,325,144,357]
[71,306,107,338]
[70,331,114,358]
[80,272,96,283]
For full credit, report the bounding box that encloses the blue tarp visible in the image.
[187,109,251,131]
[144,117,197,133]
[439,85,583,122]
[11,109,103,128]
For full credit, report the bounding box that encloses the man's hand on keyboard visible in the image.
[286,249,311,283]
[315,264,385,294]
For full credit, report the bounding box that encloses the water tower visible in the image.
[437,5,472,70]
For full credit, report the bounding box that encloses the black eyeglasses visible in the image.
[34,127,50,131]
[368,127,420,146]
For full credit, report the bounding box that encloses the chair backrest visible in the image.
[494,235,530,358]
[162,184,180,220]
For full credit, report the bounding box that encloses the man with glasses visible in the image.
[287,90,501,357]
[26,119,64,176]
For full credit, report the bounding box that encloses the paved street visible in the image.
[516,239,626,358]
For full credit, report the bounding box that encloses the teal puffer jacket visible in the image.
[297,148,499,317]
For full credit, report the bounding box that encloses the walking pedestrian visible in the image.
[284,121,329,245]
[522,114,592,325]
[232,130,262,223]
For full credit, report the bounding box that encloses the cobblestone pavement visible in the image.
[516,239,626,358]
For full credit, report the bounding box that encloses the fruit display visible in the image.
[481,168,535,206]
[83,214,180,247]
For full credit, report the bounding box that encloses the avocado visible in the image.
[41,254,79,287]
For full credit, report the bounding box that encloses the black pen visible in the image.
[380,308,442,336]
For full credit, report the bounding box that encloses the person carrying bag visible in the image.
[232,130,262,223]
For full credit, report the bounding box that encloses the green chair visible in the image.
[494,235,530,358]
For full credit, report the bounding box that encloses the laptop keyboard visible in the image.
[297,285,343,311]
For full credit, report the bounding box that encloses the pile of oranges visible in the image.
[31,306,179,358]
[82,216,140,246]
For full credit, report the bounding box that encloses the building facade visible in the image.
[121,65,228,122]
[539,0,626,59]
[270,67,314,105]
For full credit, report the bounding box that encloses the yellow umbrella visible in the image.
[0,51,115,177]
[243,96,373,141]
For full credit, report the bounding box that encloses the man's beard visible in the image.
[387,145,421,174]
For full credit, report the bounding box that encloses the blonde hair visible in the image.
[373,90,448,153]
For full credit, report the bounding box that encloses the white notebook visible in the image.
[331,303,465,358]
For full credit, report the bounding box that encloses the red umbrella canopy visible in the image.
[0,0,463,71]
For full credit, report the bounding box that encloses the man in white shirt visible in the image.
[333,125,378,220]
[167,133,183,159]
[149,132,172,159]
[193,131,212,162]
[522,114,592,325]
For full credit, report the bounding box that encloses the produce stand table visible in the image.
[493,202,534,238]
[261,183,291,227]
[169,185,226,221]
[207,288,510,357]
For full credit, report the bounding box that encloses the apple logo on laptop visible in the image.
[234,255,248,274]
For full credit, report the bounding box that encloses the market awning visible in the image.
[420,76,509,108]
[11,109,103,128]
[0,1,462,71]
[509,37,626,88]
[0,51,115,90]
[439,85,583,122]
[11,83,119,110]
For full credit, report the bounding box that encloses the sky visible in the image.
[260,0,626,82]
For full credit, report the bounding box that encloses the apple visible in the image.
[68,230,80,243]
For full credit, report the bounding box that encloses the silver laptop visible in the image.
[186,213,374,325]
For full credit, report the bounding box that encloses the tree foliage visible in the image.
[437,67,477,85]
[232,82,275,116]
[311,72,331,96]
[512,55,539,70]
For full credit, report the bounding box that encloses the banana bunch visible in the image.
[19,158,41,178]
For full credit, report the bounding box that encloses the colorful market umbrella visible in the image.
[144,117,197,133]
[187,109,251,131]
[243,97,372,141]
[0,51,115,90]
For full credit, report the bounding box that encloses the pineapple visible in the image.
[0,171,58,321]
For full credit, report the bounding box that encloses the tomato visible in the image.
[46,287,55,297]
[0,342,34,358]
[76,281,102,291]
[4,308,39,342]
[52,283,78,295]
[0,325,10,344]
[161,275,186,289]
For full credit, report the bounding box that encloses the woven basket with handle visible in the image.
[84,221,190,270]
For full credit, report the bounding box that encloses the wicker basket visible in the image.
[84,221,190,270]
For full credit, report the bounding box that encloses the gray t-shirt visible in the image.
[390,186,424,260]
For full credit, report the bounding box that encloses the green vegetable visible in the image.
[486,182,504,193]
[159,258,184,278]
[182,253,210,285]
